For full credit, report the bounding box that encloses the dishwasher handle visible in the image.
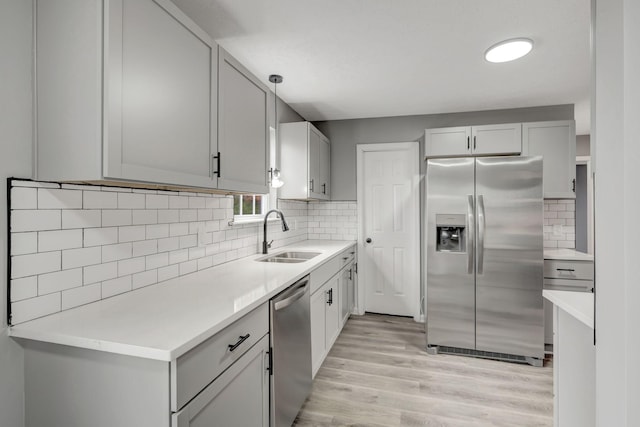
[273,280,308,311]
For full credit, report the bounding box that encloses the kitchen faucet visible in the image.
[263,209,290,254]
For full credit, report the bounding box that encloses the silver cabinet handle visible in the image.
[477,194,485,275]
[467,195,474,274]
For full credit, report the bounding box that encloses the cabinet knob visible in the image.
[365,238,372,244]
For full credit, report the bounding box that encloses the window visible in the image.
[233,194,267,218]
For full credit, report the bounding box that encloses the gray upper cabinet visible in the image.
[279,122,331,200]
[217,48,270,194]
[522,121,576,199]
[423,124,522,158]
[36,0,218,189]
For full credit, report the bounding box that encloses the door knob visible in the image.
[365,238,372,243]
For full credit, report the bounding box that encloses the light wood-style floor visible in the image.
[294,313,553,427]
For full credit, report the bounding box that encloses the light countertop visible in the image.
[543,289,594,329]
[544,248,594,262]
[9,240,355,362]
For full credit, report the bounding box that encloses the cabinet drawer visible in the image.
[172,303,268,411]
[310,246,356,294]
[544,260,594,281]
[544,278,593,292]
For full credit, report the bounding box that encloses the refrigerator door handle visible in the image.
[467,194,474,274]
[477,194,485,275]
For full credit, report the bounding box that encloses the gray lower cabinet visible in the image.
[172,335,270,427]
[19,303,269,427]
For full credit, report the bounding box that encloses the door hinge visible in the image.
[267,347,273,375]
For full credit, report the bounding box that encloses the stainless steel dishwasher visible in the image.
[270,276,312,427]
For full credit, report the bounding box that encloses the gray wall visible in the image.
[315,104,574,200]
[0,1,33,426]
[576,134,591,156]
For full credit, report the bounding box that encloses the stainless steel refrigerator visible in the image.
[425,156,544,365]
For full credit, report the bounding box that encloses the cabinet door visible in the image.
[106,0,217,188]
[424,127,471,158]
[325,276,341,350]
[471,123,522,155]
[172,335,269,427]
[319,135,331,199]
[340,268,350,327]
[308,127,323,198]
[217,48,269,194]
[310,287,327,377]
[523,121,576,198]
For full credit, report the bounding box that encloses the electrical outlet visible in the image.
[553,224,563,236]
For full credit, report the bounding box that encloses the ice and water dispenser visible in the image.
[435,214,466,252]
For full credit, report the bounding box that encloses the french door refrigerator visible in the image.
[425,156,544,366]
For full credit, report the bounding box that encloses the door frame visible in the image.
[356,142,421,321]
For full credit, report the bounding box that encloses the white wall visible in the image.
[594,0,640,425]
[0,1,33,426]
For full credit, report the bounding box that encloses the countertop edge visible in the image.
[543,289,594,329]
[8,240,356,361]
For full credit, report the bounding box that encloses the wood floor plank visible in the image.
[294,313,553,427]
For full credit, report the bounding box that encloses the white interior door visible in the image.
[357,142,420,319]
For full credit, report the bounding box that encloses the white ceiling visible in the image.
[172,0,591,134]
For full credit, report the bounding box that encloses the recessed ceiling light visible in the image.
[485,38,533,63]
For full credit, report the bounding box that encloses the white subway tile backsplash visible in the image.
[38,188,82,209]
[12,252,61,279]
[117,193,145,209]
[543,199,575,249]
[62,283,102,310]
[11,293,61,324]
[11,187,37,209]
[84,191,118,209]
[132,270,157,289]
[157,264,179,282]
[62,210,101,229]
[118,225,146,243]
[102,210,132,227]
[169,195,189,209]
[146,252,169,270]
[9,180,309,323]
[102,242,132,263]
[102,276,132,298]
[157,237,180,253]
[133,210,158,225]
[84,262,118,285]
[62,247,101,269]
[146,224,169,239]
[146,194,168,209]
[158,209,179,223]
[133,239,157,257]
[10,276,38,302]
[11,232,38,255]
[84,227,118,247]
[38,268,83,295]
[11,210,61,232]
[39,229,83,252]
[118,257,146,276]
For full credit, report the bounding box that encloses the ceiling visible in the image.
[172,0,591,135]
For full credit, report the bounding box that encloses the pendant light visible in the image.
[269,74,285,189]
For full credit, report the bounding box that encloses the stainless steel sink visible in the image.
[274,251,321,260]
[257,251,321,263]
[260,257,307,264]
